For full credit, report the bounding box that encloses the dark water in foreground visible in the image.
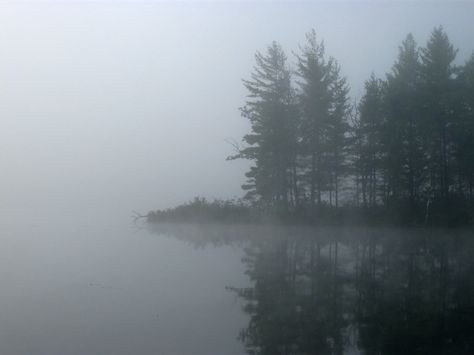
[2,223,474,354]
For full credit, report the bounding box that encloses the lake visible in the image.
[1,222,473,354]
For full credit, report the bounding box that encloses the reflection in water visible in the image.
[151,224,474,354]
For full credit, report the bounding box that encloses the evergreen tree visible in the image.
[228,27,474,225]
[295,29,334,207]
[356,75,386,207]
[419,26,458,200]
[327,62,350,208]
[385,34,425,210]
[233,42,298,210]
[455,53,474,199]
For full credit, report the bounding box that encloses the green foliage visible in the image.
[384,34,424,206]
[419,26,459,199]
[230,26,474,226]
[151,26,474,227]
[296,29,351,209]
[355,74,387,207]
[231,42,298,210]
[147,197,259,224]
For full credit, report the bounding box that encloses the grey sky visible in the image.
[0,1,473,224]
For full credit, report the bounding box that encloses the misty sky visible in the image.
[0,1,473,225]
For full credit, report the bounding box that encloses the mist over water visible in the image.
[3,223,471,354]
[0,1,473,225]
[149,224,474,354]
[0,1,473,354]
[0,223,249,355]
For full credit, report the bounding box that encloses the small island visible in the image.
[148,27,474,227]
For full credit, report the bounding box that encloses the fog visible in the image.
[0,3,473,353]
[0,1,471,225]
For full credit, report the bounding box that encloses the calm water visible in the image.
[1,223,473,354]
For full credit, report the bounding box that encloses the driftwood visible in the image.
[132,210,148,224]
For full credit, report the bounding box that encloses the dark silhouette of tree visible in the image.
[231,42,298,211]
[455,53,474,201]
[355,75,386,208]
[326,63,351,209]
[154,26,474,226]
[384,34,425,215]
[419,26,458,201]
[295,30,334,208]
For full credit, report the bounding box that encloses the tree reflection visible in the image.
[232,228,474,354]
[148,224,474,354]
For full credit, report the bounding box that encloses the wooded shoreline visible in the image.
[146,197,473,227]
[149,27,474,227]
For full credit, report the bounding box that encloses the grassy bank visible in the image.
[146,197,474,227]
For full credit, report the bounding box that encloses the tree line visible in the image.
[230,26,474,225]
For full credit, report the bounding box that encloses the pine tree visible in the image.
[419,26,458,200]
[455,53,474,199]
[233,42,298,210]
[229,27,474,225]
[327,62,350,208]
[356,75,386,207]
[295,29,334,207]
[385,34,424,209]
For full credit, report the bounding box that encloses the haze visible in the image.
[0,1,473,225]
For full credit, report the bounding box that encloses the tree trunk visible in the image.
[311,152,316,207]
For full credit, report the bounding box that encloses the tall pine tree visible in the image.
[233,42,298,210]
[419,26,458,200]
[385,34,424,210]
[296,30,334,207]
[356,75,386,207]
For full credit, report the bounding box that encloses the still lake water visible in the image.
[1,223,473,354]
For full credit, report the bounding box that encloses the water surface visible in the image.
[0,223,247,355]
[1,223,473,354]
